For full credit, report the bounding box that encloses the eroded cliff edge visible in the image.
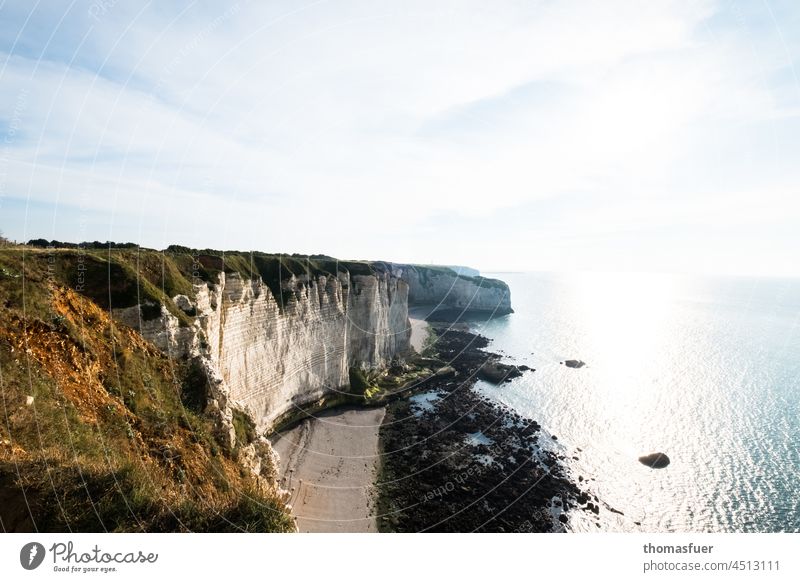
[104,251,512,437]
[115,268,411,436]
[399,264,513,317]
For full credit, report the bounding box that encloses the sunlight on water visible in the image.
[563,272,686,460]
[474,272,800,532]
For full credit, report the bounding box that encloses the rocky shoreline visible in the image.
[377,322,604,532]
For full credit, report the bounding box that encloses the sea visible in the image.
[470,272,800,532]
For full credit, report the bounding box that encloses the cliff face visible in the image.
[115,269,411,433]
[110,254,512,436]
[398,265,513,315]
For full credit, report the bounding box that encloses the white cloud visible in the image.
[1,0,798,274]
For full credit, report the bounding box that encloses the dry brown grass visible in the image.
[0,268,293,532]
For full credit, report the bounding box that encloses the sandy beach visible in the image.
[269,406,385,533]
[409,305,434,353]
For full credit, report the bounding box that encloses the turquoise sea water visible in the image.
[472,272,800,532]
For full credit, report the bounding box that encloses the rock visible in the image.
[25,395,34,406]
[116,269,415,433]
[435,366,456,378]
[477,361,522,383]
[172,294,196,315]
[402,265,513,315]
[638,452,670,469]
[564,360,586,368]
[240,437,281,481]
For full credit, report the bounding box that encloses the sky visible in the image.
[0,0,799,275]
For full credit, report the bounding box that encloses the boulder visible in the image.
[435,366,456,378]
[638,452,670,469]
[172,294,196,315]
[564,360,586,368]
[477,361,522,383]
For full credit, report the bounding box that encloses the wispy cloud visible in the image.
[1,0,798,274]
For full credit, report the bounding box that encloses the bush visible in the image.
[348,367,370,393]
[232,409,257,447]
[181,359,209,413]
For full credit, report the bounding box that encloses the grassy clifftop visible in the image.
[0,247,295,532]
[404,263,510,291]
[2,245,391,316]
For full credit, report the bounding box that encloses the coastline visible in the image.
[376,322,593,532]
[269,315,597,533]
[270,406,385,532]
[267,308,436,531]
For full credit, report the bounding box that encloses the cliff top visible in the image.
[3,243,507,314]
[0,245,397,317]
[402,263,510,291]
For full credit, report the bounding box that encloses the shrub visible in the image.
[232,409,257,447]
[181,359,209,413]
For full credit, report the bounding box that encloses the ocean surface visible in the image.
[470,272,800,532]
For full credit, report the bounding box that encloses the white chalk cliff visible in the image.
[398,265,512,315]
[113,263,511,437]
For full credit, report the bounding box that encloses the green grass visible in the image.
[3,460,294,532]
[180,358,209,413]
[3,245,411,319]
[407,264,509,290]
[232,408,257,447]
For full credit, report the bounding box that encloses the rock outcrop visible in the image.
[111,258,513,436]
[396,264,512,316]
[563,360,586,369]
[115,269,411,434]
[477,360,524,383]
[638,452,671,469]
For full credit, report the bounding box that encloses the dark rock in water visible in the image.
[518,364,531,371]
[477,361,522,383]
[434,366,456,378]
[639,452,670,468]
[564,360,586,368]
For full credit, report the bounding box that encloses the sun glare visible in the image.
[563,271,686,452]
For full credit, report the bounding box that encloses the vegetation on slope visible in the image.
[0,248,293,532]
[3,242,394,317]
[406,263,509,291]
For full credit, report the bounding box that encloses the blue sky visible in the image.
[1,0,799,275]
